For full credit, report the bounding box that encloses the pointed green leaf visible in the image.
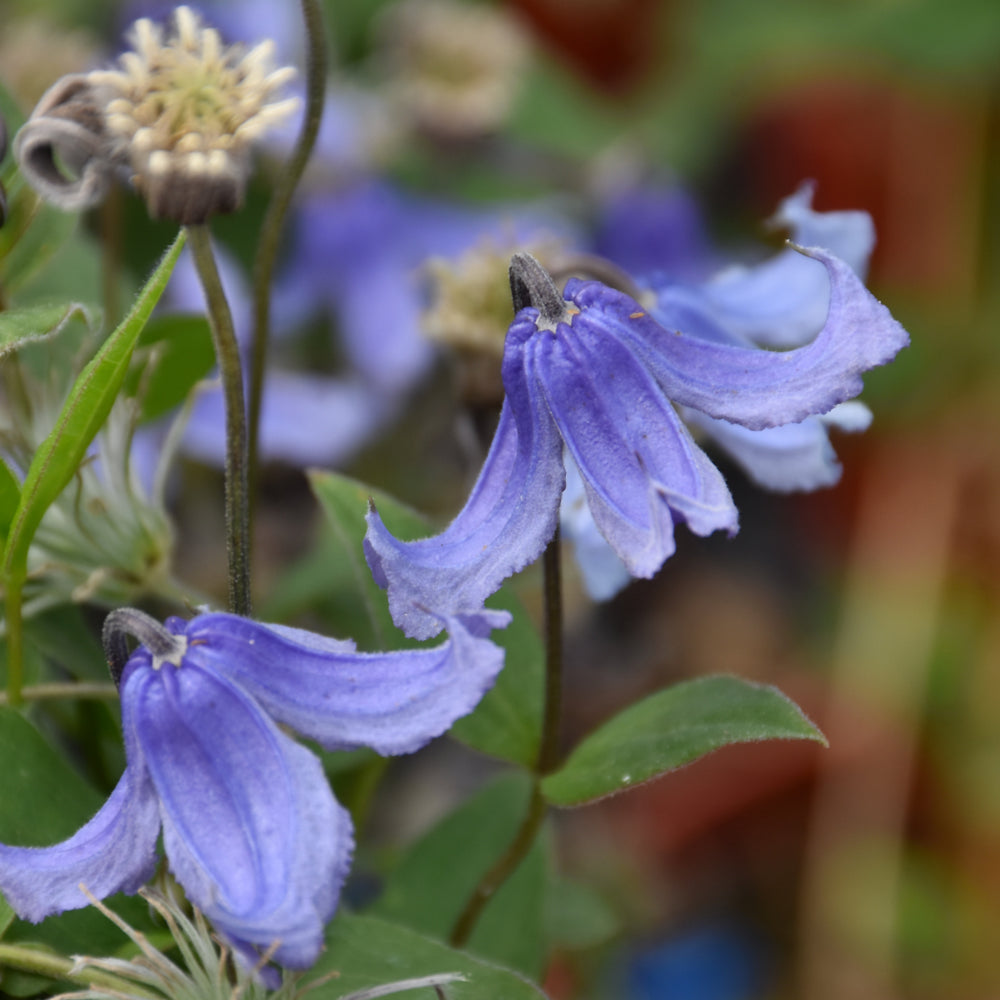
[307,913,548,999]
[307,470,543,767]
[0,458,20,547]
[541,676,827,807]
[374,772,547,978]
[0,302,94,359]
[1,231,185,584]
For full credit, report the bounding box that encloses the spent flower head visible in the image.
[15,6,299,223]
[377,0,530,140]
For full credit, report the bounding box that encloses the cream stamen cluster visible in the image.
[378,0,530,140]
[88,6,298,223]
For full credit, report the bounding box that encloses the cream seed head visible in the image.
[92,5,300,224]
[13,5,299,222]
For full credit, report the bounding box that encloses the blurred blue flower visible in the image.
[0,607,508,970]
[163,178,569,468]
[365,248,908,639]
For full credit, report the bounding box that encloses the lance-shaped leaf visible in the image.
[541,676,826,807]
[1,231,185,584]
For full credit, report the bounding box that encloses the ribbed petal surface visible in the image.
[532,307,737,577]
[183,611,509,756]
[0,685,160,922]
[130,660,352,969]
[364,328,565,638]
[585,251,908,430]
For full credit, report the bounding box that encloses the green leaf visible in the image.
[124,313,215,422]
[307,912,548,999]
[541,676,827,807]
[1,231,185,586]
[0,707,103,846]
[374,773,547,978]
[0,458,20,547]
[307,470,544,766]
[0,302,94,359]
[0,192,80,298]
[545,876,620,951]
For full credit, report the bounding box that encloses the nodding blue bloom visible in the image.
[0,607,508,971]
[558,184,884,600]
[365,248,909,639]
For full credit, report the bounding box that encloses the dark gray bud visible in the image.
[13,74,122,213]
[508,251,571,329]
[103,607,188,688]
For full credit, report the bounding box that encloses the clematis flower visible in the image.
[365,250,909,639]
[0,606,508,971]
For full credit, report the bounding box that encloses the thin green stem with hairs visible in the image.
[449,528,564,947]
[186,224,252,617]
[248,0,328,493]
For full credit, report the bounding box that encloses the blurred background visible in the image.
[2,0,1000,997]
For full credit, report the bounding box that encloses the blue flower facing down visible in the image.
[365,250,909,639]
[0,607,508,970]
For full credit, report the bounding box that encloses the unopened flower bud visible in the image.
[14,6,299,224]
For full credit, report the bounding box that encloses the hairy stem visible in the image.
[449,784,547,948]
[248,0,328,491]
[449,530,565,946]
[186,224,252,616]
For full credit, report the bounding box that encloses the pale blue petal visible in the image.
[364,332,566,639]
[560,456,631,601]
[693,185,876,348]
[131,660,352,969]
[533,307,737,578]
[184,611,509,756]
[591,250,908,430]
[0,686,160,922]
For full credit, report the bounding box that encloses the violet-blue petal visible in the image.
[532,308,738,578]
[594,185,722,283]
[683,401,872,493]
[693,185,876,348]
[0,698,160,922]
[560,457,631,601]
[183,611,509,755]
[365,332,566,639]
[591,250,908,430]
[129,659,352,969]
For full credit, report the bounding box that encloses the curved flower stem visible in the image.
[449,784,547,948]
[247,0,328,491]
[0,942,161,999]
[449,529,564,947]
[0,681,118,706]
[186,224,252,616]
[538,524,564,775]
[548,252,646,303]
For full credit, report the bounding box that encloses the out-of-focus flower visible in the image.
[14,6,298,222]
[0,605,508,972]
[375,0,530,141]
[0,16,100,110]
[161,180,571,469]
[365,251,909,639]
[422,235,568,406]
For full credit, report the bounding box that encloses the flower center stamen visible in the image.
[102,607,188,686]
